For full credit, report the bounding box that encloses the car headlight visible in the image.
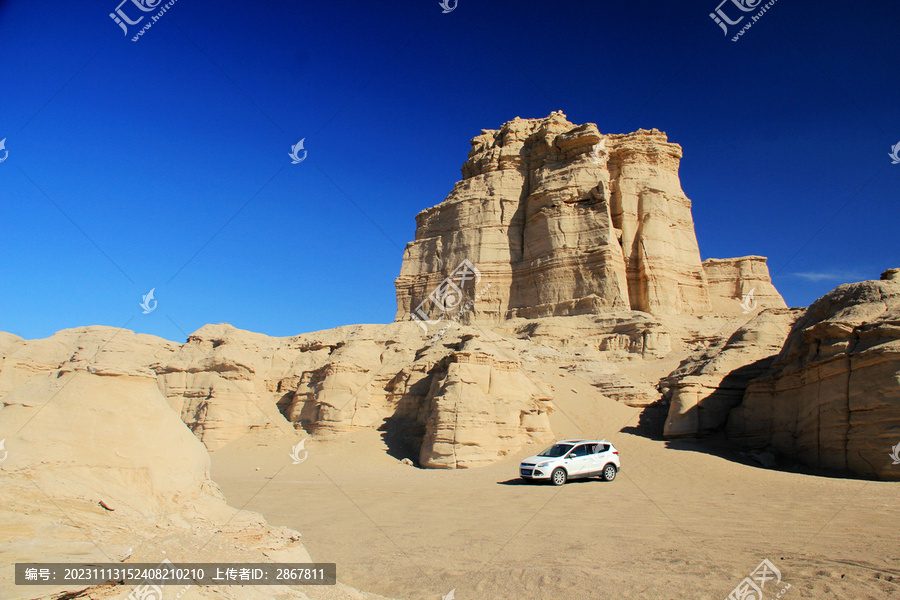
[537,462,550,468]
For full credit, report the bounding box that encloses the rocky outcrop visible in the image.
[0,328,392,600]
[496,313,674,406]
[0,114,800,477]
[157,324,315,449]
[502,312,672,360]
[395,112,784,325]
[278,326,556,467]
[661,308,802,438]
[0,326,179,396]
[703,256,787,315]
[418,338,554,468]
[0,324,556,470]
[727,270,900,480]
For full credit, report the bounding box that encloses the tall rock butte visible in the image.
[395,112,785,323]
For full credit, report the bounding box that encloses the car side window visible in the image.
[596,444,610,453]
[570,445,589,457]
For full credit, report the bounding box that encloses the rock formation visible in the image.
[0,114,799,479]
[254,323,558,468]
[395,112,785,325]
[727,269,900,480]
[0,328,391,600]
[0,326,179,397]
[1,324,556,471]
[661,308,802,438]
[157,324,307,450]
[704,256,787,316]
[417,337,554,468]
[6,111,898,600]
[497,313,676,406]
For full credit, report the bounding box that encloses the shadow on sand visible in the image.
[497,477,604,486]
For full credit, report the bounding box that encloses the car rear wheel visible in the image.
[551,468,567,486]
[601,464,617,482]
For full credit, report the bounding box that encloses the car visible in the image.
[519,439,620,486]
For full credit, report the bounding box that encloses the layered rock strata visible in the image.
[0,324,556,469]
[417,339,554,468]
[703,256,787,315]
[395,112,785,325]
[661,308,802,438]
[727,270,900,480]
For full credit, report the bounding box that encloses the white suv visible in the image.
[520,439,620,485]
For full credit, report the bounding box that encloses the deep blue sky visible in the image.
[1,0,898,342]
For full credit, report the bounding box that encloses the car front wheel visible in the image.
[602,464,617,482]
[551,468,567,486]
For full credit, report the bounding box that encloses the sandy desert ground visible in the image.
[210,364,900,600]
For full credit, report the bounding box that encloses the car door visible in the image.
[565,444,591,476]
[584,443,609,476]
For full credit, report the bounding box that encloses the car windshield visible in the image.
[538,444,574,458]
